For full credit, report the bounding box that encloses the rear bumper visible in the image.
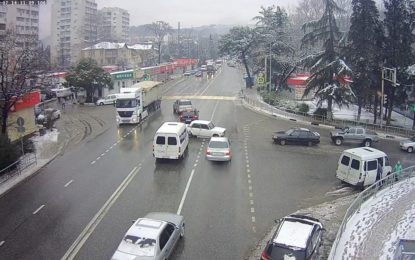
[206,155,231,161]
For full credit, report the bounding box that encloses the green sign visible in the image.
[143,73,150,81]
[410,104,415,112]
[113,71,134,80]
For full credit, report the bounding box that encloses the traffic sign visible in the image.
[257,76,265,85]
[16,116,24,126]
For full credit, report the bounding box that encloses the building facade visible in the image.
[98,7,129,43]
[51,0,98,68]
[0,4,39,48]
[81,42,154,69]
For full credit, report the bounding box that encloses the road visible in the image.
[0,65,412,260]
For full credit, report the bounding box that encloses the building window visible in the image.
[0,24,5,30]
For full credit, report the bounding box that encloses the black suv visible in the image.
[261,215,324,260]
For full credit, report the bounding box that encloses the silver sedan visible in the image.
[206,137,232,161]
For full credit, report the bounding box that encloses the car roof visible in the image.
[177,99,191,102]
[156,122,186,134]
[273,218,315,249]
[291,127,310,131]
[343,147,387,159]
[209,137,228,142]
[191,120,211,124]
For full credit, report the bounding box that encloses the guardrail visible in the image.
[242,95,415,138]
[328,165,415,259]
[0,154,37,185]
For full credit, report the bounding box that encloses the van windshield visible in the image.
[116,99,138,108]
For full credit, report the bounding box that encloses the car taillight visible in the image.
[206,150,211,155]
[225,151,230,156]
[193,115,198,119]
[260,250,271,260]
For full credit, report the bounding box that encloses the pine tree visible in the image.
[346,0,383,122]
[301,0,354,119]
[383,0,414,125]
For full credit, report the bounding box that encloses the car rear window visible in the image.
[182,111,195,117]
[168,137,177,145]
[341,155,350,166]
[180,101,192,106]
[156,136,165,145]
[351,159,360,170]
[209,141,229,148]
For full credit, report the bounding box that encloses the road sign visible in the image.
[16,126,25,133]
[257,76,265,85]
[16,116,24,126]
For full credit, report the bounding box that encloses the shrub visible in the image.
[0,135,20,170]
[298,103,310,114]
[313,107,328,119]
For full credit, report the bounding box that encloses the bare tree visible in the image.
[0,30,48,135]
[147,21,172,65]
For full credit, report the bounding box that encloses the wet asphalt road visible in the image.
[0,65,413,260]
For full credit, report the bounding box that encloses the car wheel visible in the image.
[407,147,413,153]
[180,223,185,238]
[363,139,372,147]
[99,102,104,106]
[280,140,286,145]
[335,138,342,146]
[307,141,313,147]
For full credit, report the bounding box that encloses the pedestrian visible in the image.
[61,98,66,110]
[394,161,403,181]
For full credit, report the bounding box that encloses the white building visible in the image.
[51,0,98,67]
[0,4,39,48]
[98,7,129,43]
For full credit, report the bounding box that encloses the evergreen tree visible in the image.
[383,0,414,125]
[301,0,354,119]
[346,0,383,121]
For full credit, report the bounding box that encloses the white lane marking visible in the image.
[210,101,219,121]
[251,208,255,213]
[105,149,109,153]
[101,153,105,156]
[195,159,199,163]
[0,241,4,247]
[96,157,101,160]
[33,204,45,215]
[193,164,197,167]
[177,169,196,215]
[246,164,250,168]
[246,160,249,164]
[252,226,257,233]
[91,161,96,165]
[247,174,251,178]
[247,169,251,173]
[249,192,253,197]
[199,68,221,95]
[62,165,141,260]
[250,200,254,205]
[64,180,74,188]
[248,179,251,184]
[249,186,252,191]
[252,216,256,222]
[163,78,186,93]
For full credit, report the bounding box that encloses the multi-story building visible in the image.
[98,7,129,43]
[81,42,155,69]
[0,4,39,48]
[51,0,98,68]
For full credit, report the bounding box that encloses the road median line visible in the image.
[61,164,141,260]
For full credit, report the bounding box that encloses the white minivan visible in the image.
[336,147,392,189]
[153,122,189,160]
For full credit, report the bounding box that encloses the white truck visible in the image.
[115,81,162,125]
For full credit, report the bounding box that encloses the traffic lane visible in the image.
[73,135,204,259]
[72,99,221,259]
[171,101,255,259]
[199,65,243,97]
[163,74,207,97]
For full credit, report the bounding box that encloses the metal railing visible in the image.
[0,154,37,185]
[242,95,415,138]
[328,165,415,259]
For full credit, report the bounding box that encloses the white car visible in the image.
[187,120,226,138]
[96,94,118,106]
[206,137,231,161]
[400,136,415,152]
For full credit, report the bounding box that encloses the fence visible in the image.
[328,165,415,259]
[0,154,37,185]
[242,95,415,138]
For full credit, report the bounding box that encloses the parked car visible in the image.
[111,212,185,260]
[173,99,193,114]
[400,136,415,152]
[195,71,203,77]
[183,71,191,76]
[187,120,226,138]
[261,215,324,260]
[272,127,320,146]
[330,126,379,147]
[179,108,199,124]
[206,137,231,161]
[96,94,118,106]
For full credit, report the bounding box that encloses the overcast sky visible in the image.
[39,0,298,40]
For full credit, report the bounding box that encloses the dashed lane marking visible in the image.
[64,180,74,188]
[91,161,96,165]
[249,192,253,197]
[101,153,105,157]
[250,200,254,205]
[251,208,255,213]
[33,204,45,215]
[252,216,256,222]
[96,157,101,160]
[247,174,251,178]
[105,149,109,153]
[0,241,4,247]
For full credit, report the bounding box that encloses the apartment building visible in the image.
[98,7,129,43]
[0,4,39,48]
[51,0,98,68]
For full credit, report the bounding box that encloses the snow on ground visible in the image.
[30,129,59,159]
[332,178,415,259]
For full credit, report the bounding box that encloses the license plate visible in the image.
[213,152,223,156]
[123,120,130,123]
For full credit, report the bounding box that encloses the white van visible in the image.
[336,147,392,189]
[153,122,189,160]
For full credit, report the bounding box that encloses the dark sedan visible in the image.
[179,108,199,124]
[272,127,320,146]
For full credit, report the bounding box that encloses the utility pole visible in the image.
[381,67,397,128]
[269,42,272,91]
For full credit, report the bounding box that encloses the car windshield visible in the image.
[209,141,229,149]
[116,99,138,108]
[180,101,192,106]
[285,129,294,135]
[119,235,156,257]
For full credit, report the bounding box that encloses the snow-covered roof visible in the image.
[273,220,314,249]
[83,42,126,50]
[127,44,152,50]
